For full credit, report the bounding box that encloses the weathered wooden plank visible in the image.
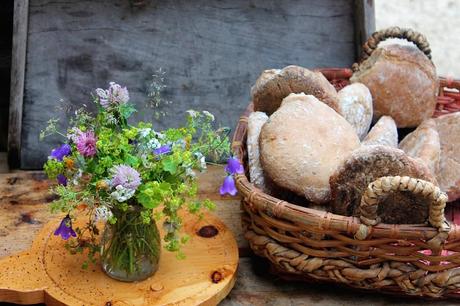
[0,165,247,258]
[20,0,357,169]
[8,0,29,168]
[353,0,376,59]
[0,1,13,152]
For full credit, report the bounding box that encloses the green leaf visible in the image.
[119,103,136,119]
[136,181,172,209]
[162,156,178,174]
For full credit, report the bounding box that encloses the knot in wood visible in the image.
[198,225,218,238]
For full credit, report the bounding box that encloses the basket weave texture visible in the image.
[232,30,460,296]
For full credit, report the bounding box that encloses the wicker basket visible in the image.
[232,27,460,298]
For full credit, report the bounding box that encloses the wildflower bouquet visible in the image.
[41,82,230,281]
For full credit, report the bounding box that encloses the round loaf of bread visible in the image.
[259,93,360,203]
[330,145,437,223]
[337,83,373,140]
[251,65,339,115]
[399,118,440,175]
[434,112,460,201]
[362,116,398,148]
[350,44,438,128]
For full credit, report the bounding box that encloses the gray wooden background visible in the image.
[20,0,358,169]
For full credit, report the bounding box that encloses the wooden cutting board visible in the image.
[0,211,238,306]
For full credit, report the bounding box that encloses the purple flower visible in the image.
[220,175,237,196]
[50,144,71,161]
[57,174,67,186]
[76,131,97,157]
[225,157,243,175]
[54,215,77,240]
[95,82,129,108]
[153,144,172,156]
[111,165,141,190]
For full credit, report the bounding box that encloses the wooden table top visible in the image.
[0,165,457,306]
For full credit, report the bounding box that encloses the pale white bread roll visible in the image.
[247,111,269,191]
[362,116,398,148]
[337,83,373,140]
[259,93,360,204]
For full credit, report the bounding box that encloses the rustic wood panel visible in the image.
[8,0,28,168]
[0,0,13,152]
[19,0,357,169]
[353,0,376,59]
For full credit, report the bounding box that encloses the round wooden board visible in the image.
[0,211,238,306]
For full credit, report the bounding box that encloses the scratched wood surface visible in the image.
[2,165,459,305]
[0,211,238,306]
[20,0,357,169]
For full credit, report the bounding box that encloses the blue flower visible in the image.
[225,157,243,175]
[57,174,67,186]
[220,175,237,196]
[50,144,71,161]
[54,215,77,240]
[153,144,172,156]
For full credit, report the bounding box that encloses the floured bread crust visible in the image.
[434,112,460,201]
[337,83,373,140]
[399,119,440,175]
[329,145,437,223]
[362,116,398,148]
[350,44,438,128]
[259,93,360,204]
[247,111,269,191]
[251,65,339,115]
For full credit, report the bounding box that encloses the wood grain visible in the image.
[20,0,357,169]
[0,211,238,306]
[8,0,29,168]
[353,0,376,59]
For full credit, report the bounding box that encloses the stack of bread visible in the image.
[246,42,460,225]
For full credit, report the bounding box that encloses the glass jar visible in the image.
[100,206,161,282]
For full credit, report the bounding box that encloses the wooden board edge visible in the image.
[353,0,376,62]
[8,0,29,169]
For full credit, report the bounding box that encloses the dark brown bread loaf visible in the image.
[330,145,437,224]
[251,65,340,115]
[351,44,438,128]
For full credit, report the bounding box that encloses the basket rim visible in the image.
[232,68,460,241]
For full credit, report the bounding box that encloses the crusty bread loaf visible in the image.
[247,111,269,191]
[330,145,437,224]
[350,44,438,128]
[251,65,340,115]
[434,112,460,201]
[337,83,373,140]
[399,119,440,175]
[362,116,398,148]
[259,93,360,203]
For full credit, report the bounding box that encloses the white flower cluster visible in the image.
[94,206,113,221]
[110,185,136,202]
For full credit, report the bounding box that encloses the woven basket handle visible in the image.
[353,27,432,71]
[355,176,450,250]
